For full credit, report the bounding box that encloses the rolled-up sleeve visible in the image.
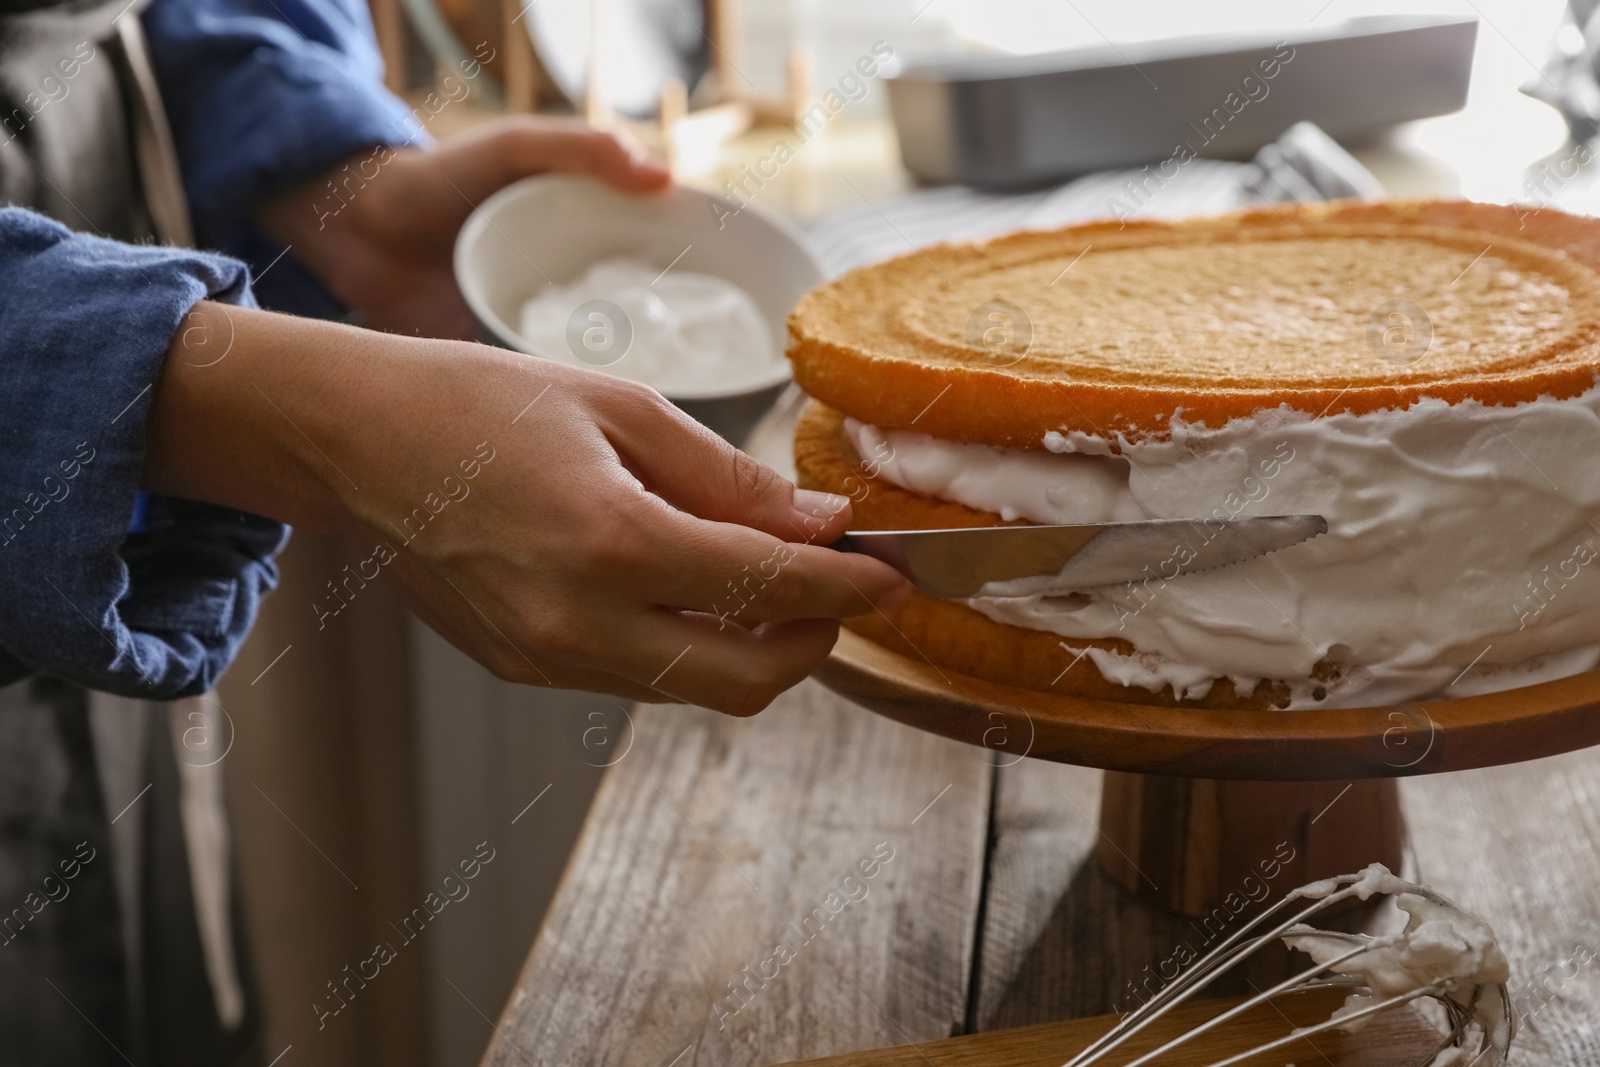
[141,0,426,245]
[0,207,287,698]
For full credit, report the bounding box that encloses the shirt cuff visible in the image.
[0,208,289,698]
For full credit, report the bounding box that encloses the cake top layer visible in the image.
[786,200,1600,448]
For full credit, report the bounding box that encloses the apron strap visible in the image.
[104,13,245,1034]
[111,12,194,249]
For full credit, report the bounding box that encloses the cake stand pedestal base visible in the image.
[812,627,1600,914]
[1096,774,1406,917]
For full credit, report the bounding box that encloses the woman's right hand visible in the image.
[143,302,911,714]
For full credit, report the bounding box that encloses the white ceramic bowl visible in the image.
[454,175,825,437]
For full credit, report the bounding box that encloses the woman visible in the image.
[0,0,908,1061]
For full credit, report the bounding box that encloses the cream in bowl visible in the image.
[515,256,782,395]
[454,174,824,439]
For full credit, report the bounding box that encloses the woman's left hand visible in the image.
[259,116,671,339]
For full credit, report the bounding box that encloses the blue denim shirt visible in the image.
[0,0,422,698]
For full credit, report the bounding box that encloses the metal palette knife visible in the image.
[833,515,1327,598]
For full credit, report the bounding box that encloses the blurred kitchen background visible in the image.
[219,1,1583,1065]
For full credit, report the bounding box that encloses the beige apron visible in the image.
[0,0,244,1044]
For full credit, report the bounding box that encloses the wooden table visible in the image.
[479,681,1600,1066]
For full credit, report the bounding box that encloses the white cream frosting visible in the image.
[518,258,779,393]
[1283,865,1511,1066]
[844,380,1600,708]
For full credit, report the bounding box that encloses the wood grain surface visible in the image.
[972,747,1600,1060]
[1403,750,1600,1065]
[480,681,992,1066]
[490,674,1600,1067]
[816,628,1600,780]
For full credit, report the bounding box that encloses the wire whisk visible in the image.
[1062,863,1515,1067]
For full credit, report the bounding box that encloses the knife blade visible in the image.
[833,515,1327,599]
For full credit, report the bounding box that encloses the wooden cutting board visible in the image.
[777,989,1447,1066]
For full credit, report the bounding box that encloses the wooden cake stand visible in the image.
[816,627,1600,916]
[744,392,1600,917]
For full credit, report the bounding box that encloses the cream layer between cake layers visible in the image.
[843,381,1600,709]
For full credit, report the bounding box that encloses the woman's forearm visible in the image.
[139,303,910,713]
[143,300,469,532]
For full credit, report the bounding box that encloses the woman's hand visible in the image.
[143,303,910,714]
[259,116,671,340]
